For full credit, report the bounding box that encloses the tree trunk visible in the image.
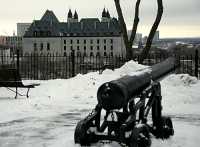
[138,0,163,64]
[114,0,133,60]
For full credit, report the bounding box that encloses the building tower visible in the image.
[101,8,108,22]
[106,10,110,19]
[101,8,111,22]
[74,10,78,22]
[67,9,73,22]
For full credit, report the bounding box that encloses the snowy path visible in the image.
[0,111,79,147]
[0,111,200,147]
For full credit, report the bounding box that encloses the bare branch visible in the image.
[129,0,141,46]
[139,0,163,64]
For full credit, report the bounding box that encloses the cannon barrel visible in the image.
[97,57,177,110]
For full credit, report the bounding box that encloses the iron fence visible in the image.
[0,50,199,80]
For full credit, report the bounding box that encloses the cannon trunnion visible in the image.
[74,58,176,146]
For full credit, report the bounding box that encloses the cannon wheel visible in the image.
[161,117,174,139]
[129,125,151,147]
[155,116,174,139]
[74,119,91,146]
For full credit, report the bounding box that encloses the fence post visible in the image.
[195,49,199,78]
[17,49,20,71]
[71,49,75,77]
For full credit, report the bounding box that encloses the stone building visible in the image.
[23,9,126,57]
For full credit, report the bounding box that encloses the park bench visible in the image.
[0,68,40,99]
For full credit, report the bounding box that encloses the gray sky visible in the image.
[0,0,199,37]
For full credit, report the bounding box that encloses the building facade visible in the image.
[23,9,126,57]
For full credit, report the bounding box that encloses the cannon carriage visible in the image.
[74,57,177,147]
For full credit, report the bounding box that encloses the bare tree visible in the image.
[138,0,163,63]
[114,0,141,60]
[114,0,163,63]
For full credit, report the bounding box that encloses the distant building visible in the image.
[127,31,142,45]
[142,36,148,44]
[153,31,160,42]
[0,36,22,54]
[0,36,7,45]
[17,23,31,36]
[0,46,11,65]
[134,33,142,44]
[6,36,22,54]
[23,9,126,57]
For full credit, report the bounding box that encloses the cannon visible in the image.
[74,57,177,147]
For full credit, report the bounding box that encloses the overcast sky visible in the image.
[0,0,199,38]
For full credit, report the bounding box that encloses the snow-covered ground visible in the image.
[0,61,200,147]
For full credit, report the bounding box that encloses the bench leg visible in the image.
[26,88,30,98]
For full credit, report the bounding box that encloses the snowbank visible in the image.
[0,60,199,147]
[0,60,199,122]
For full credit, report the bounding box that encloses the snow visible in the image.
[0,60,200,147]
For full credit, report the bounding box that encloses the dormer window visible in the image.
[34,31,37,37]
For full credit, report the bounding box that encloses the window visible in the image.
[64,40,66,44]
[77,46,80,50]
[96,52,100,57]
[104,45,106,50]
[47,31,51,36]
[64,52,67,56]
[34,31,37,37]
[47,43,50,50]
[97,39,100,44]
[97,46,100,50]
[104,52,107,56]
[111,45,113,50]
[110,39,113,44]
[77,51,81,57]
[83,52,87,56]
[110,52,113,57]
[64,46,66,50]
[34,43,37,51]
[104,39,106,44]
[70,39,73,44]
[90,46,93,50]
[84,40,86,44]
[84,46,86,51]
[40,43,43,51]
[70,46,73,50]
[90,39,93,44]
[90,52,94,57]
[77,40,79,44]
[40,31,44,36]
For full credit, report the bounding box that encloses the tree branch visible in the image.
[138,0,163,64]
[129,0,141,46]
